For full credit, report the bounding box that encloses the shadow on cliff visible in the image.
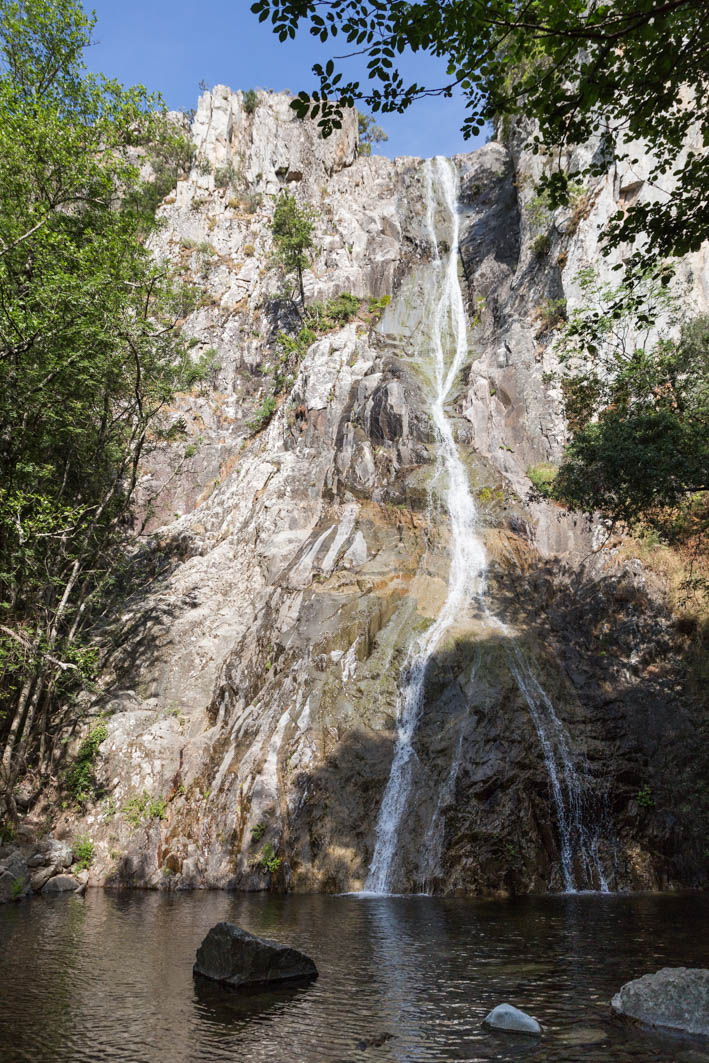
[94,529,204,691]
[484,551,709,887]
[288,557,708,894]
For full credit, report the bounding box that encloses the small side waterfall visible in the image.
[365,157,608,895]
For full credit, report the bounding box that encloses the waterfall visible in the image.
[364,157,486,894]
[364,156,607,896]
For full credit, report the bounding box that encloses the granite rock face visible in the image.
[193,921,317,988]
[43,88,708,898]
[612,968,709,1036]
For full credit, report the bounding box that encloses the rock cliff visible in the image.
[43,87,707,896]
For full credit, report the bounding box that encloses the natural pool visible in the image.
[0,890,707,1062]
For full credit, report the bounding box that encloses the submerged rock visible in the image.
[483,1003,542,1035]
[612,967,709,1036]
[193,922,318,990]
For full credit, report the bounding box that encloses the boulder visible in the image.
[482,1003,542,1036]
[27,839,73,869]
[41,873,80,893]
[30,865,57,891]
[0,849,30,902]
[612,968,709,1036]
[193,922,318,990]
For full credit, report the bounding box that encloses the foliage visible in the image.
[270,191,317,305]
[527,463,558,496]
[10,876,24,898]
[258,841,281,874]
[636,784,655,809]
[368,294,391,321]
[0,0,211,821]
[534,298,567,335]
[242,88,259,114]
[247,395,277,433]
[306,291,360,328]
[264,292,362,400]
[242,192,262,213]
[125,128,194,218]
[532,233,551,258]
[357,110,387,156]
[548,269,708,561]
[252,0,709,270]
[64,720,108,804]
[214,161,238,189]
[72,832,94,870]
[250,821,266,842]
[122,791,168,827]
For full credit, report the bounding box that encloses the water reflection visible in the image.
[0,891,707,1062]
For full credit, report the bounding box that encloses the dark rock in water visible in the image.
[612,967,709,1036]
[193,922,318,990]
[482,1003,542,1035]
[356,1032,395,1050]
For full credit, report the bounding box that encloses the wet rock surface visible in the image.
[193,921,318,989]
[612,968,709,1036]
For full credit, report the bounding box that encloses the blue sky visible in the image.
[84,1,486,159]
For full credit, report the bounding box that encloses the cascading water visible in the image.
[364,157,487,894]
[365,156,608,895]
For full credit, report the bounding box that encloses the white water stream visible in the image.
[365,157,608,895]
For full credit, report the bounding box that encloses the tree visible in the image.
[251,0,709,266]
[0,0,204,822]
[543,268,709,556]
[357,111,388,156]
[270,190,317,305]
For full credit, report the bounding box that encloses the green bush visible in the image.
[250,822,266,842]
[123,791,168,827]
[65,720,108,804]
[259,842,281,874]
[527,462,559,496]
[368,294,391,320]
[247,395,277,433]
[214,161,238,189]
[72,833,94,871]
[532,232,551,257]
[306,292,360,330]
[243,192,262,213]
[535,297,567,334]
[10,877,25,899]
[243,88,259,114]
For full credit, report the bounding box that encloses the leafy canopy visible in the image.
[547,268,709,544]
[251,0,709,265]
[270,190,317,303]
[0,0,203,816]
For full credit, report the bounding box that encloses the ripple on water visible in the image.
[0,891,707,1062]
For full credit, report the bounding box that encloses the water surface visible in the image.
[1,890,708,1061]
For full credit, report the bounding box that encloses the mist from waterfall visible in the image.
[365,156,608,896]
